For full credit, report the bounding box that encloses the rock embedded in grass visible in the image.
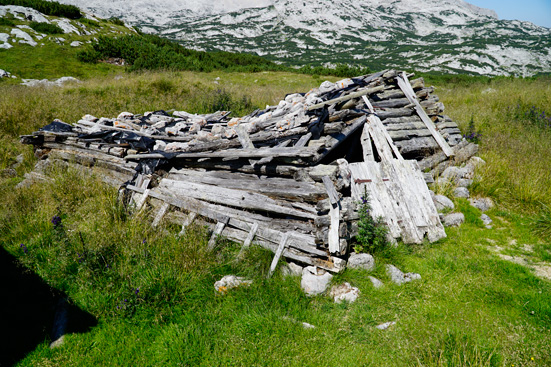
[329,282,360,303]
[433,194,455,211]
[385,264,421,285]
[347,253,375,271]
[470,197,494,212]
[369,276,383,288]
[481,214,493,228]
[281,262,303,277]
[376,321,397,330]
[454,187,470,198]
[301,266,333,296]
[443,212,465,227]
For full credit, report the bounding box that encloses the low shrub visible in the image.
[29,21,63,34]
[0,0,81,19]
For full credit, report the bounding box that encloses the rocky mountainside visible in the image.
[55,0,551,76]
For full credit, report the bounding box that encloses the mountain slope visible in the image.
[53,0,551,76]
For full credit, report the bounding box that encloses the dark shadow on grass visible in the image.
[0,246,97,367]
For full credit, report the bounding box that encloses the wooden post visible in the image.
[360,124,375,162]
[207,216,230,250]
[268,232,289,278]
[179,212,197,237]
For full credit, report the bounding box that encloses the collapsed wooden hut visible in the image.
[21,70,478,274]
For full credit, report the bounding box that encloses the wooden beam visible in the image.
[207,217,229,250]
[321,176,339,206]
[396,72,453,157]
[152,202,170,227]
[360,124,375,162]
[362,96,403,161]
[237,222,259,259]
[179,212,197,237]
[268,232,289,277]
[306,85,385,111]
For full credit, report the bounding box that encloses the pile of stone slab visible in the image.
[20,69,479,273]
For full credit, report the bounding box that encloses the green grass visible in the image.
[1,72,551,366]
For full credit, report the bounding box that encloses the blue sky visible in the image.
[467,0,551,28]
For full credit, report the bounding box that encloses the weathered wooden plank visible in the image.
[179,212,197,236]
[307,85,385,111]
[208,217,230,250]
[152,202,170,227]
[315,115,367,162]
[238,222,259,258]
[328,203,340,254]
[268,232,289,277]
[126,185,325,256]
[321,176,339,206]
[294,132,313,148]
[158,179,316,220]
[125,146,317,161]
[236,125,255,149]
[360,124,375,162]
[362,96,403,161]
[396,72,453,157]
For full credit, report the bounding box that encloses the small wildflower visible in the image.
[51,215,62,228]
[142,239,147,245]
[531,357,535,361]
[124,299,128,303]
[135,287,140,295]
[19,243,28,254]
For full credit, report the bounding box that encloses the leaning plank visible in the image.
[237,222,259,258]
[321,176,340,206]
[328,203,340,254]
[236,125,255,149]
[360,125,375,162]
[294,132,312,148]
[268,233,289,277]
[152,202,170,227]
[396,72,454,157]
[179,212,197,236]
[307,85,385,111]
[208,217,230,250]
[362,96,403,161]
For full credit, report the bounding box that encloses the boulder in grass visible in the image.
[470,197,494,212]
[301,266,332,296]
[386,264,421,285]
[433,195,455,212]
[368,276,383,289]
[347,253,375,271]
[329,282,360,304]
[454,187,470,198]
[443,212,465,227]
[281,262,303,277]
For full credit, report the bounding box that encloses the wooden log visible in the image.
[158,178,316,220]
[236,125,255,149]
[362,96,403,161]
[268,233,289,277]
[321,176,340,206]
[388,129,433,141]
[307,86,385,111]
[360,124,375,162]
[328,203,340,254]
[179,212,197,236]
[314,115,367,162]
[394,137,439,155]
[294,132,312,148]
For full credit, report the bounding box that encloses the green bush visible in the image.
[353,189,390,254]
[0,17,15,26]
[0,0,81,19]
[108,17,125,26]
[28,21,64,34]
[79,18,100,28]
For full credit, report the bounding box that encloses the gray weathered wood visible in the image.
[328,202,340,253]
[294,132,312,148]
[238,222,259,258]
[321,176,339,206]
[179,212,197,236]
[268,232,289,277]
[307,85,385,111]
[236,125,255,149]
[152,202,170,227]
[360,124,375,162]
[396,72,453,157]
[208,217,229,250]
[362,96,403,161]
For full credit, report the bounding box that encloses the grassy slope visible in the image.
[1,72,550,366]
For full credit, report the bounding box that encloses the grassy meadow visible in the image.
[0,70,550,366]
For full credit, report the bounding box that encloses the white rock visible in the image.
[0,69,12,78]
[386,264,421,285]
[10,28,37,47]
[70,41,83,47]
[301,266,333,296]
[368,276,383,288]
[443,212,465,227]
[470,197,494,212]
[52,19,79,34]
[433,195,455,211]
[302,322,316,329]
[376,321,396,330]
[481,214,493,228]
[454,187,470,198]
[214,275,252,294]
[335,78,354,89]
[347,253,375,271]
[153,140,167,151]
[440,166,462,182]
[281,262,303,277]
[329,282,360,303]
[0,5,49,23]
[456,178,473,188]
[117,112,134,120]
